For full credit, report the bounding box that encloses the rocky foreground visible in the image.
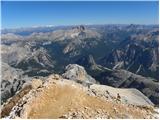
[1,72,158,119]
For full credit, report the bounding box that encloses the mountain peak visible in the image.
[76,55,99,70]
[72,25,86,32]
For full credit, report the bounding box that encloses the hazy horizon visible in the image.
[2,1,159,29]
[1,23,159,30]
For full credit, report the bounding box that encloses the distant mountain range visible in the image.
[1,24,159,111]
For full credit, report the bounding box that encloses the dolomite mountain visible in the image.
[1,24,159,118]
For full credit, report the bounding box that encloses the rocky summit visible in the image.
[1,72,158,119]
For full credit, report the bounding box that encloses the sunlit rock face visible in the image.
[62,64,96,83]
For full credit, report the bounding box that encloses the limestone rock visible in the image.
[62,64,96,83]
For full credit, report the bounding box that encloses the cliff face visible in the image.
[1,73,158,119]
[101,30,159,80]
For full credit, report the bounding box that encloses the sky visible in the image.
[1,1,159,28]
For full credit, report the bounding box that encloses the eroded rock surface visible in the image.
[1,74,158,119]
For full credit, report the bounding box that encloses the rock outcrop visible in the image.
[62,64,96,83]
[1,62,31,104]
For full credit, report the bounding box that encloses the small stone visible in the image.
[84,106,89,109]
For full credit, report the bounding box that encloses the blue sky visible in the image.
[1,1,159,28]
